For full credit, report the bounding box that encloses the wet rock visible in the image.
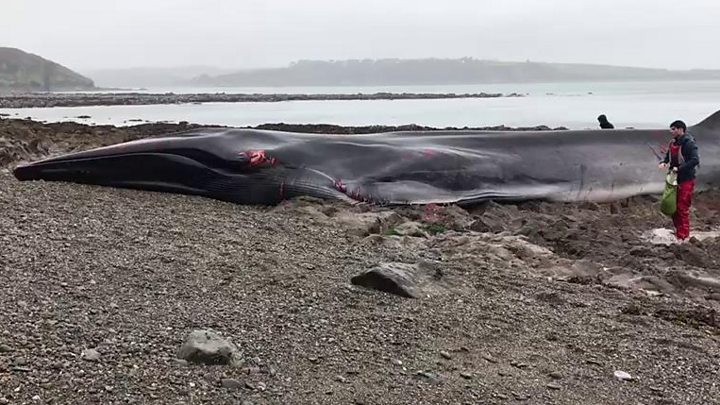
[177,330,242,366]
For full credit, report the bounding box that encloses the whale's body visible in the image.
[13,110,720,206]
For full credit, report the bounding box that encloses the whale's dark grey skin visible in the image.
[12,110,720,206]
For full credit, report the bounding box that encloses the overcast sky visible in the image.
[3,0,720,71]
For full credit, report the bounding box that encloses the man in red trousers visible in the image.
[658,120,700,240]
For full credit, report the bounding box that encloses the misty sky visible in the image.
[3,0,720,71]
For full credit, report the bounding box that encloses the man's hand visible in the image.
[658,162,668,170]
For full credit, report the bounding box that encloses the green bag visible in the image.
[660,172,677,216]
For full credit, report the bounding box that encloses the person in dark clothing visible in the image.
[658,119,700,240]
[597,114,614,129]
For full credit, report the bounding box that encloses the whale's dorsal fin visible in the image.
[692,109,720,131]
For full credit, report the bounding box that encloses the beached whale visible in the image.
[12,110,720,206]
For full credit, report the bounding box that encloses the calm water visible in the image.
[3,80,720,130]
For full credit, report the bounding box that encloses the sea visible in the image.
[2,80,720,130]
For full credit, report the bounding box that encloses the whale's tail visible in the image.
[692,109,720,131]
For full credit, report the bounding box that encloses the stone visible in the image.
[351,263,421,298]
[81,348,101,362]
[614,370,632,381]
[221,378,243,390]
[177,330,242,366]
[392,221,429,237]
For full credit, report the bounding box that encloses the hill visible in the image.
[82,66,237,89]
[0,47,95,92]
[191,58,720,87]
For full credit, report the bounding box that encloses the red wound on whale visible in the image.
[333,179,347,192]
[239,150,277,167]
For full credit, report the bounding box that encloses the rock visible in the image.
[392,221,429,237]
[221,378,243,390]
[414,371,441,384]
[0,344,12,353]
[614,370,632,381]
[351,262,422,298]
[242,366,261,374]
[460,372,473,380]
[177,330,242,366]
[81,348,101,362]
[173,359,189,367]
[549,371,563,380]
[333,211,402,237]
[12,358,27,366]
[440,351,452,360]
[546,383,562,390]
[430,205,474,231]
[470,216,503,233]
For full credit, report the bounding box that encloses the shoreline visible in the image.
[0,91,524,109]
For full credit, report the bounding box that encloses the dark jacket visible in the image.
[662,133,699,183]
